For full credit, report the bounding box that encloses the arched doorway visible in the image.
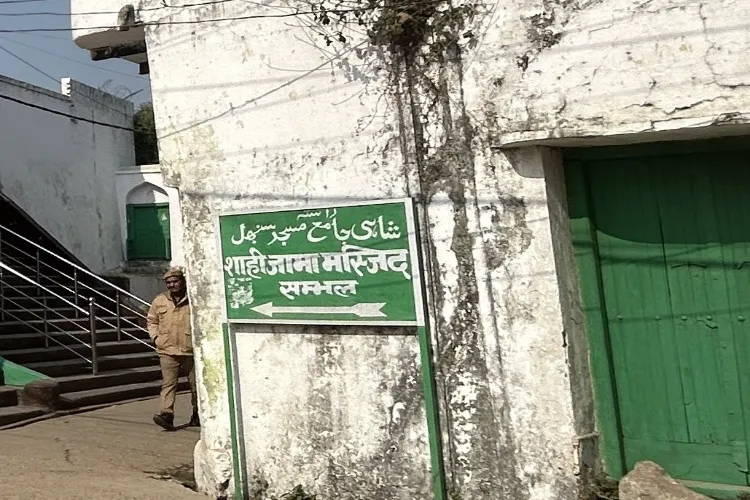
[125,183,171,261]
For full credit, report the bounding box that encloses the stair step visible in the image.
[0,297,137,318]
[0,315,139,324]
[0,328,149,350]
[55,365,163,393]
[0,279,117,292]
[1,285,120,301]
[0,261,74,276]
[1,269,126,297]
[0,316,136,334]
[1,252,38,263]
[0,288,130,303]
[0,339,154,364]
[25,351,158,377]
[0,296,79,309]
[0,307,142,322]
[0,289,77,303]
[0,307,79,321]
[1,277,76,290]
[62,379,189,408]
[0,386,18,407]
[0,405,46,426]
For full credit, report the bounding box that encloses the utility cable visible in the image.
[0,0,237,16]
[0,0,446,33]
[0,0,64,4]
[0,91,133,130]
[0,35,147,79]
[0,41,135,119]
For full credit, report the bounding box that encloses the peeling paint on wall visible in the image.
[0,75,134,273]
[64,0,750,497]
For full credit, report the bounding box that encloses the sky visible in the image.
[0,0,152,105]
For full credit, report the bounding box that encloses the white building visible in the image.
[0,74,182,297]
[71,0,750,499]
[0,75,134,273]
[114,164,184,296]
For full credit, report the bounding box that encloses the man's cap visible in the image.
[163,267,185,280]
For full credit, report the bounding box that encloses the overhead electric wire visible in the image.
[0,0,238,16]
[0,40,150,138]
[0,92,133,130]
[0,0,64,4]
[0,0,446,33]
[13,31,68,40]
[0,35,147,79]
[0,41,136,119]
[0,0,443,131]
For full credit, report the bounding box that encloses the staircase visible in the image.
[0,223,184,427]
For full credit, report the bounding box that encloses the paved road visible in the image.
[0,395,202,500]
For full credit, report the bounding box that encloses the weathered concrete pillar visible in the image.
[420,143,585,499]
[140,2,589,498]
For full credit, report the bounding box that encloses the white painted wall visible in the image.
[69,0,750,497]
[141,7,435,498]
[115,165,184,266]
[481,0,750,146]
[126,182,170,204]
[0,76,135,273]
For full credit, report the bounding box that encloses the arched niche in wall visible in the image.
[125,182,171,261]
[126,182,170,205]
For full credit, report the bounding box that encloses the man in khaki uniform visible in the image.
[147,267,199,430]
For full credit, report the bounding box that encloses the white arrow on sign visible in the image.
[251,302,387,318]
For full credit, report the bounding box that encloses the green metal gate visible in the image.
[566,138,750,493]
[126,203,171,261]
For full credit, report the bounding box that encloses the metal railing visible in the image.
[0,262,101,373]
[0,224,156,374]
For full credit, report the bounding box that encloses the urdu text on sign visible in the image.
[218,199,424,326]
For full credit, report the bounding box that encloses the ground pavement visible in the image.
[0,394,202,500]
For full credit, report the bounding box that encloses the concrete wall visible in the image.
[129,1,582,497]
[123,1,580,499]
[69,0,750,497]
[489,0,750,146]
[113,165,184,301]
[70,0,146,55]
[115,164,184,266]
[0,76,135,273]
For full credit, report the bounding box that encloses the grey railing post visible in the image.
[89,297,98,376]
[0,271,4,322]
[115,291,122,342]
[43,295,49,348]
[73,269,79,318]
[35,248,41,296]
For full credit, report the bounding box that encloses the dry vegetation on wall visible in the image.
[276,485,317,499]
[251,475,318,500]
[308,0,480,58]
[582,474,619,500]
[303,2,525,499]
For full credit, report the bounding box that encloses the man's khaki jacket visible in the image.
[147,292,193,356]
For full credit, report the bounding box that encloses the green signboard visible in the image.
[218,198,424,326]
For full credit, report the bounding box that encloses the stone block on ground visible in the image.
[20,379,61,410]
[619,461,710,500]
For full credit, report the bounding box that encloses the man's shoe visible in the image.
[188,411,200,427]
[153,412,175,431]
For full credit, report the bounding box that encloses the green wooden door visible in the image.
[567,140,750,488]
[126,203,171,261]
